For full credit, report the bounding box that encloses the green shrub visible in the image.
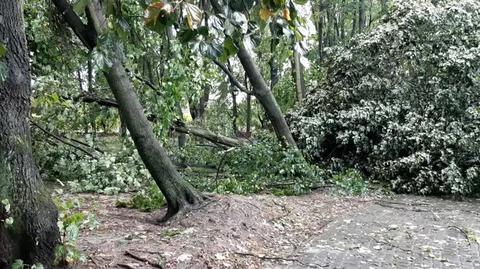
[34,138,149,194]
[215,135,325,195]
[289,0,480,195]
[54,194,98,266]
[331,169,369,196]
[116,182,166,212]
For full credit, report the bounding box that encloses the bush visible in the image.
[34,137,149,194]
[116,182,166,212]
[215,135,325,195]
[289,0,480,195]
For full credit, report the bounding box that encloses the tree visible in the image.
[0,0,60,267]
[358,0,367,32]
[51,0,204,220]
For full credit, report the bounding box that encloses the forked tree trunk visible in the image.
[236,47,296,146]
[0,0,60,267]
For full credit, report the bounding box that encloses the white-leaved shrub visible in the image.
[289,0,480,195]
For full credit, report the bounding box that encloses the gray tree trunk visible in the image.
[104,59,203,220]
[236,47,296,146]
[0,0,60,267]
[292,46,306,103]
[358,0,366,32]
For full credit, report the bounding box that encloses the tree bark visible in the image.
[104,58,203,220]
[236,47,296,146]
[227,62,239,134]
[0,1,60,267]
[350,0,357,37]
[292,45,306,103]
[176,103,187,148]
[358,0,366,33]
[317,0,325,64]
[189,85,210,121]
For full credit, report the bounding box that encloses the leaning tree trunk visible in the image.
[104,60,203,219]
[88,0,202,219]
[236,47,296,146]
[52,0,203,220]
[0,1,60,267]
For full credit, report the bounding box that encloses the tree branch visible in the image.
[31,121,98,159]
[51,0,98,50]
[172,122,246,148]
[212,59,251,94]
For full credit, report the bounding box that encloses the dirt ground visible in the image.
[69,191,373,269]
[70,192,480,269]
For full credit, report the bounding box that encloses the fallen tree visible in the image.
[172,122,247,148]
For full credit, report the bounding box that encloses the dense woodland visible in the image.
[0,0,479,267]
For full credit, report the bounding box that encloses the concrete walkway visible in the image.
[275,195,480,269]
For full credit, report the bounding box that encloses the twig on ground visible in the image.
[124,250,164,268]
[269,200,291,222]
[370,236,412,253]
[233,252,327,268]
[117,263,136,269]
[375,201,428,212]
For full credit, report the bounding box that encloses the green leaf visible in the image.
[0,43,6,59]
[73,0,90,15]
[292,0,308,4]
[219,36,239,62]
[12,260,24,269]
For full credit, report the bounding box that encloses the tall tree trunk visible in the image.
[208,0,295,146]
[326,2,335,46]
[227,62,239,133]
[317,0,325,64]
[105,60,203,219]
[236,47,296,146]
[350,0,357,37]
[368,0,373,27]
[245,75,252,134]
[92,1,202,220]
[0,1,60,267]
[246,94,252,133]
[292,45,306,103]
[176,103,187,148]
[269,23,280,91]
[358,0,366,33]
[340,0,346,42]
[381,0,388,14]
[189,85,210,121]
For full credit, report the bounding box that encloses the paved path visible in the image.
[275,195,480,269]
